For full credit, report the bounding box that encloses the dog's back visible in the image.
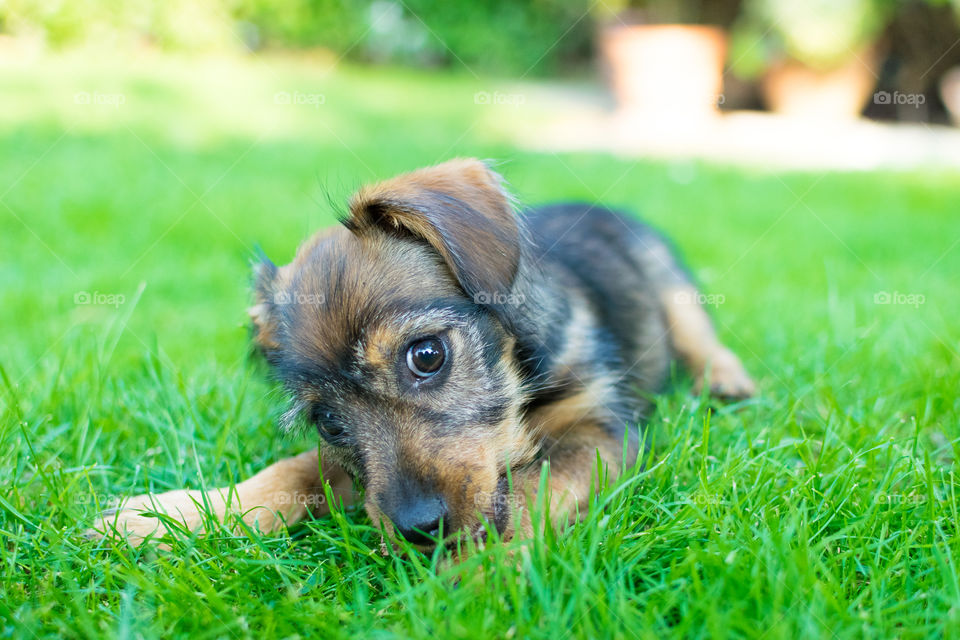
[503,204,685,458]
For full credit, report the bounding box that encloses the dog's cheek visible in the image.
[437,416,531,531]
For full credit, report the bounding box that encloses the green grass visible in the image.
[2,53,959,639]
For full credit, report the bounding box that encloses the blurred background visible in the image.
[2,0,959,370]
[5,0,960,121]
[5,0,960,152]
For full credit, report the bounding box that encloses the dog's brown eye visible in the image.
[319,421,344,438]
[406,338,445,377]
[312,408,344,440]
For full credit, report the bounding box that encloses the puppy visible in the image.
[98,158,754,550]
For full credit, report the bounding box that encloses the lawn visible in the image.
[1,54,959,639]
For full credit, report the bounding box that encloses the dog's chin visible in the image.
[492,474,511,535]
[457,475,513,547]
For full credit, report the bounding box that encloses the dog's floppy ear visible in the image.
[347,158,520,302]
[248,256,282,352]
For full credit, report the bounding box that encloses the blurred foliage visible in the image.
[232,0,371,53]
[379,0,593,75]
[594,0,744,26]
[3,0,959,79]
[0,0,239,50]
[0,0,594,76]
[730,0,896,75]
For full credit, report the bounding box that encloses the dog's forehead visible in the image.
[277,229,462,372]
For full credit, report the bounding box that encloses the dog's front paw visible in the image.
[90,490,201,546]
[694,348,756,400]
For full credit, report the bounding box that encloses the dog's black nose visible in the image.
[389,495,447,546]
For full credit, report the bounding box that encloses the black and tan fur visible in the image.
[98,159,754,549]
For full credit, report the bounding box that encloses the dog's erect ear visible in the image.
[248,257,282,352]
[347,158,520,301]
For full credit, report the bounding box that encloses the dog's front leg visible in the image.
[660,285,755,399]
[95,448,356,545]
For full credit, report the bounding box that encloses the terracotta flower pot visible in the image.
[761,49,880,120]
[599,24,727,125]
[940,67,960,126]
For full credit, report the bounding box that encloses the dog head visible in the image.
[249,159,540,547]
